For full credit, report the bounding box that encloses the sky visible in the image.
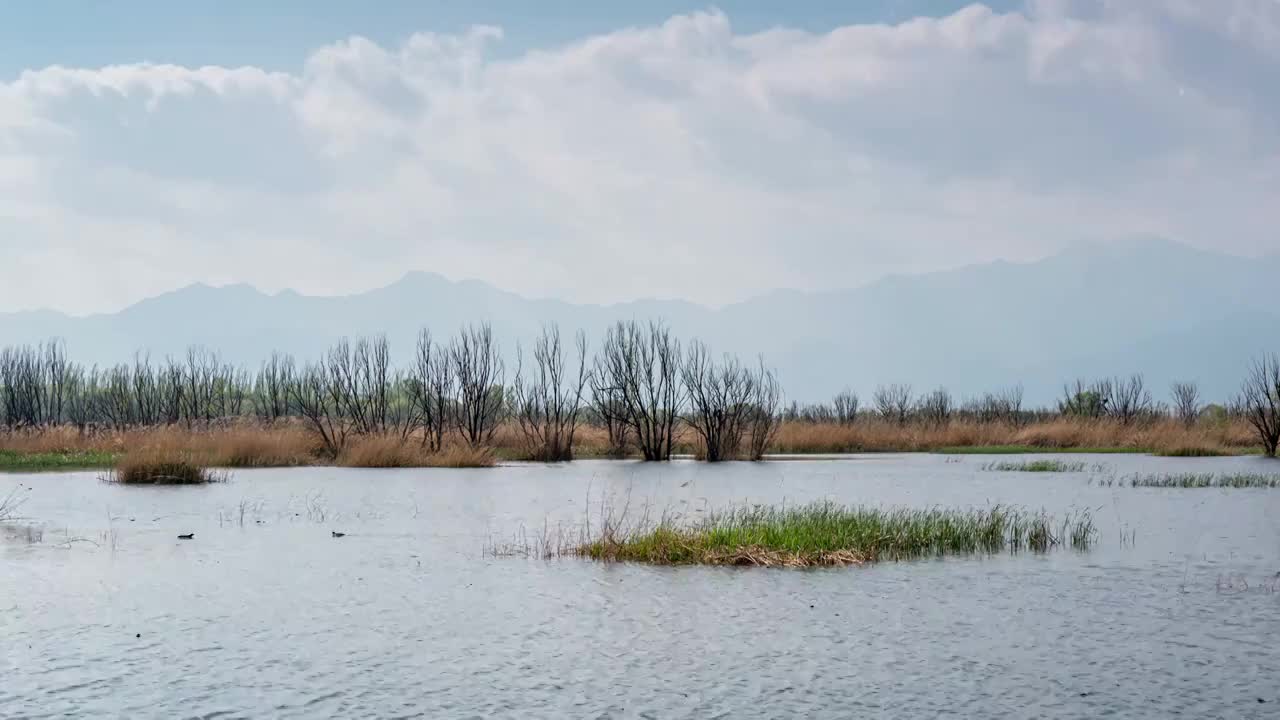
[1,0,1278,315]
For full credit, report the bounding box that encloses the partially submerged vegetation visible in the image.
[104,450,228,485]
[498,501,1097,567]
[981,459,1091,473]
[1094,472,1280,489]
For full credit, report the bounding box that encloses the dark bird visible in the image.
[177,533,194,540]
[331,531,346,538]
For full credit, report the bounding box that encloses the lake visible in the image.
[3,454,1279,718]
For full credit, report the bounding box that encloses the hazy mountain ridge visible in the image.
[1,238,1275,405]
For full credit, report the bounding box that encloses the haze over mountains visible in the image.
[2,238,1274,405]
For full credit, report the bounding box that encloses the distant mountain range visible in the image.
[1,237,1275,405]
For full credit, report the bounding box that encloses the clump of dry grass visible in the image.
[104,450,228,485]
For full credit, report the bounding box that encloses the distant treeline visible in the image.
[2,322,1278,458]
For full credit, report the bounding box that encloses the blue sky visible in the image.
[1,1,1278,314]
[1,1,1020,74]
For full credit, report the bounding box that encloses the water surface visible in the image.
[3,454,1279,718]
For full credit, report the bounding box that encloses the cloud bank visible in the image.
[2,1,1277,314]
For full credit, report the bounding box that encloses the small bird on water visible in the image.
[177,533,194,540]
[331,531,346,538]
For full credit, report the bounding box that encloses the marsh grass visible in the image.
[1094,472,1280,488]
[0,449,118,471]
[981,459,1098,473]
[496,500,1098,567]
[1153,447,1233,458]
[104,451,228,485]
[939,445,1139,455]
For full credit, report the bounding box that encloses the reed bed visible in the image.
[1094,473,1280,488]
[497,501,1097,567]
[0,416,1261,471]
[103,450,228,485]
[770,417,1256,455]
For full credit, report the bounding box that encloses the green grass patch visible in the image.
[1152,447,1231,457]
[1095,472,1280,488]
[937,445,1146,455]
[981,459,1096,473]
[562,501,1097,567]
[0,449,119,472]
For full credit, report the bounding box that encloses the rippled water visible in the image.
[3,454,1279,718]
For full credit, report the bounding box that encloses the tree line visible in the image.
[3,330,1278,458]
[0,321,782,462]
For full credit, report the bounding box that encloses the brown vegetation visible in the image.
[106,449,228,484]
[769,416,1257,455]
[0,414,1261,469]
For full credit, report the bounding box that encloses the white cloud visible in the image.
[1,2,1278,315]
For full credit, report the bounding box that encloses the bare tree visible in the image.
[1235,354,1280,457]
[409,330,453,451]
[1170,381,1200,427]
[510,325,589,461]
[1060,378,1111,418]
[832,389,859,425]
[0,341,71,428]
[745,359,782,461]
[588,353,631,456]
[594,320,683,461]
[1108,374,1153,425]
[874,384,913,424]
[680,341,755,461]
[289,362,348,457]
[253,352,295,423]
[450,324,505,448]
[917,387,953,426]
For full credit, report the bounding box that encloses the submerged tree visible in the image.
[681,341,756,462]
[1235,354,1280,457]
[594,320,683,461]
[510,325,589,461]
[744,359,782,461]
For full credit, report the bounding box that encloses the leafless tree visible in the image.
[1170,381,1200,427]
[680,341,756,461]
[1060,378,1111,418]
[1234,354,1280,457]
[745,359,782,461]
[594,320,683,461]
[917,387,953,425]
[289,362,348,456]
[409,330,453,451]
[450,324,505,448]
[180,346,223,427]
[511,325,589,461]
[833,389,859,425]
[253,352,295,422]
[0,341,71,428]
[588,354,631,456]
[1108,374,1153,425]
[874,384,913,424]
